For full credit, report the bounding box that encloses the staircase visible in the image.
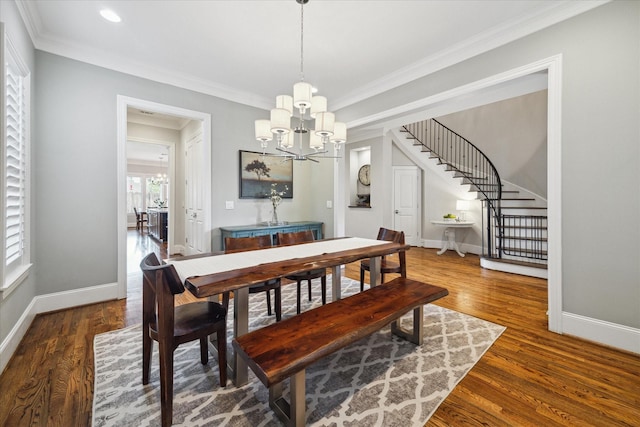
[400,118,547,275]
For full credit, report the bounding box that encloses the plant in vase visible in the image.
[268,183,288,224]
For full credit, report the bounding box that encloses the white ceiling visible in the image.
[17,0,605,112]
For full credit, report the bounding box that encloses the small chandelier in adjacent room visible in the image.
[254,0,346,162]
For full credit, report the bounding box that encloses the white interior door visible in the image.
[185,133,205,255]
[393,166,421,246]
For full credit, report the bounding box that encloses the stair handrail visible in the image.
[401,118,503,258]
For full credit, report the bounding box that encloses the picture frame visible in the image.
[239,150,293,199]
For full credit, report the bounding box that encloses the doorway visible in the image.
[117,96,212,299]
[392,166,421,246]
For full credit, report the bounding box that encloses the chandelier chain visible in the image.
[300,0,304,82]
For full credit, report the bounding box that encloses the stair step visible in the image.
[501,236,548,242]
[485,197,534,201]
[502,224,547,229]
[454,173,488,180]
[498,246,548,256]
[482,257,548,270]
[501,206,547,210]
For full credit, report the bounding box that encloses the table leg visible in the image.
[233,287,249,386]
[369,256,381,287]
[437,227,466,257]
[331,265,341,301]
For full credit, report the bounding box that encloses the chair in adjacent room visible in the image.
[360,227,407,291]
[224,235,282,321]
[134,207,147,232]
[140,252,227,427]
[277,230,327,314]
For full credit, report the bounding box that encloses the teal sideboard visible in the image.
[220,221,323,250]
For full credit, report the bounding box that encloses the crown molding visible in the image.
[331,0,608,110]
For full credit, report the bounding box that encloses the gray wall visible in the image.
[33,51,333,297]
[340,1,640,329]
[438,90,548,198]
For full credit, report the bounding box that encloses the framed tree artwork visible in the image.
[239,150,293,199]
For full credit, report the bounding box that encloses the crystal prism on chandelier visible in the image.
[254,0,346,162]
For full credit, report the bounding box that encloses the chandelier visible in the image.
[254,0,346,162]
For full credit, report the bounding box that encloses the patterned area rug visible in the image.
[93,276,505,426]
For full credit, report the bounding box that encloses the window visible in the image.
[2,31,31,296]
[126,175,143,214]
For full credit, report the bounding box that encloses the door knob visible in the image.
[395,210,399,214]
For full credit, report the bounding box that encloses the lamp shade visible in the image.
[270,108,291,134]
[310,96,327,118]
[456,200,471,211]
[293,82,313,110]
[315,112,335,137]
[309,130,324,149]
[276,95,293,116]
[255,120,272,142]
[330,122,346,144]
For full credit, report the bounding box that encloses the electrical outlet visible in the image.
[225,201,234,210]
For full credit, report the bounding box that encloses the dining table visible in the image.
[166,236,410,386]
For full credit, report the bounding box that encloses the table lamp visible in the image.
[456,200,471,221]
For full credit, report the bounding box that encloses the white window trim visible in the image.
[1,28,32,299]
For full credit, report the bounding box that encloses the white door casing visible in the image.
[392,166,421,246]
[117,95,211,298]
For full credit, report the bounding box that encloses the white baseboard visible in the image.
[480,257,548,279]
[562,312,640,355]
[0,297,37,375]
[34,282,119,313]
[0,282,119,375]
[171,244,186,255]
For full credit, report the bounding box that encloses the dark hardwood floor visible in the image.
[0,230,638,426]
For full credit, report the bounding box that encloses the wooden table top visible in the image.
[172,237,410,299]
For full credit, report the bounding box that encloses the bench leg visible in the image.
[269,370,306,427]
[391,306,424,345]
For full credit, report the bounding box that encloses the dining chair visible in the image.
[140,252,227,427]
[134,207,148,232]
[277,230,327,314]
[224,235,282,321]
[360,227,407,291]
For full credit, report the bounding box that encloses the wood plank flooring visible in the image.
[0,231,638,426]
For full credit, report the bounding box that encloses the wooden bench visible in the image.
[232,277,449,426]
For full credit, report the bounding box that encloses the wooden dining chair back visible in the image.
[277,230,327,314]
[360,227,407,291]
[140,252,227,427]
[224,235,282,321]
[134,207,148,232]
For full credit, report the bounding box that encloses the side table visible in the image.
[430,220,474,257]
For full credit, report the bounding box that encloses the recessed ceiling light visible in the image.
[100,9,121,23]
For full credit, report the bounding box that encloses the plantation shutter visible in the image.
[4,43,26,268]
